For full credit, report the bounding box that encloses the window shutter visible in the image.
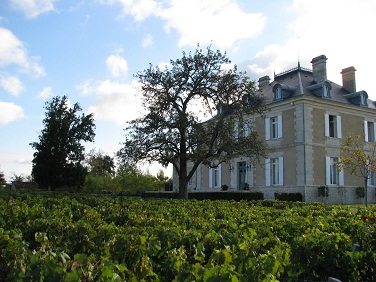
[218,164,222,187]
[373,122,376,141]
[324,114,329,137]
[364,120,369,142]
[265,118,270,140]
[265,159,270,186]
[338,158,344,186]
[234,120,239,139]
[209,168,213,188]
[278,115,283,138]
[279,157,284,185]
[337,115,342,139]
[325,157,331,185]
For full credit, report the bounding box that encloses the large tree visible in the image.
[30,96,95,190]
[117,46,268,199]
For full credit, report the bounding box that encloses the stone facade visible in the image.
[173,55,376,204]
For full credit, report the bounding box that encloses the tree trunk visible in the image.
[178,157,189,200]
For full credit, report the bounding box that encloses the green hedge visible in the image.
[141,191,264,201]
[274,192,303,202]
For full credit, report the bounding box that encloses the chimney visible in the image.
[311,55,327,83]
[341,66,356,93]
[258,75,270,91]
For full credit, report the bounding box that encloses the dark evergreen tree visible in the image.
[30,96,95,190]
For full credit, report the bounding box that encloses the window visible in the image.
[360,94,366,105]
[324,113,342,138]
[265,115,282,140]
[323,84,329,98]
[325,157,344,186]
[265,157,283,186]
[235,119,249,140]
[368,172,376,187]
[209,165,221,188]
[364,121,375,142]
[275,87,282,100]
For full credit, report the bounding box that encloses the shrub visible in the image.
[317,186,329,197]
[274,192,303,202]
[355,186,365,199]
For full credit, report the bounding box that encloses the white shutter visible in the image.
[373,122,376,141]
[324,113,329,137]
[337,115,342,139]
[338,158,344,186]
[279,157,284,185]
[218,164,222,187]
[278,115,283,138]
[209,168,213,188]
[265,118,270,140]
[325,157,331,185]
[364,120,369,142]
[265,159,270,186]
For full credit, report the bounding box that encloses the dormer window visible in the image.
[307,81,332,99]
[272,83,296,101]
[344,91,368,107]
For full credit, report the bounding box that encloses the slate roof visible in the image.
[259,64,376,110]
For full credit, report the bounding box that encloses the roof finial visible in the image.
[297,36,300,68]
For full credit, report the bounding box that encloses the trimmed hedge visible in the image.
[274,192,303,202]
[142,191,264,201]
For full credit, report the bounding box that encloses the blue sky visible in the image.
[1,0,376,181]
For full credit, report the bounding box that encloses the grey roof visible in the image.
[259,65,376,110]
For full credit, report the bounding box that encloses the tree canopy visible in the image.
[85,149,115,177]
[30,96,95,190]
[117,46,268,199]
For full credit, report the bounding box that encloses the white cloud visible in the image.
[159,0,267,49]
[37,86,52,99]
[102,0,266,49]
[10,0,55,19]
[246,0,376,99]
[85,79,144,126]
[77,79,95,96]
[106,54,129,78]
[0,101,24,125]
[0,27,45,77]
[0,74,23,96]
[142,34,153,48]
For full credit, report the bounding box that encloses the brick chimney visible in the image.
[311,55,327,83]
[258,75,270,91]
[341,66,356,93]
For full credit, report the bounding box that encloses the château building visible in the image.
[173,55,376,204]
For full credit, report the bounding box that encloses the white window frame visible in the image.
[209,164,222,188]
[265,157,283,186]
[364,120,376,142]
[324,113,342,138]
[235,119,249,140]
[368,171,376,187]
[325,157,344,186]
[265,115,282,140]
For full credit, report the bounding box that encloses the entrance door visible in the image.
[238,161,246,190]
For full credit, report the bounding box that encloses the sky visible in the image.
[1,0,376,182]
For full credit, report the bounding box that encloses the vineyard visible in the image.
[0,192,375,281]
